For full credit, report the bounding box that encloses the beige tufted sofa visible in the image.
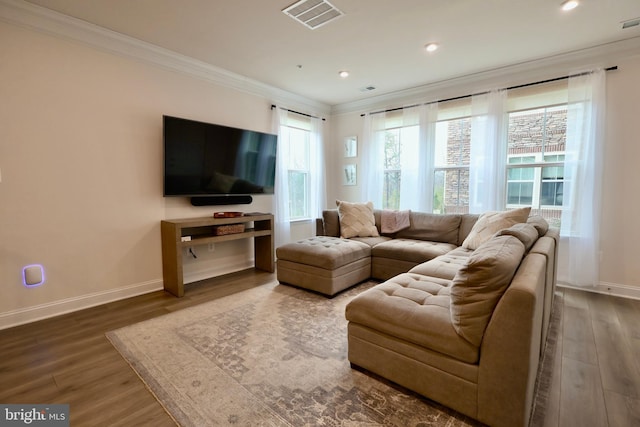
[277,207,559,427]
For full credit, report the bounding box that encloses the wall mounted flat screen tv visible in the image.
[163,115,277,197]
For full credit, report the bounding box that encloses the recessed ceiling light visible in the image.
[561,0,579,11]
[424,43,439,53]
[339,70,349,78]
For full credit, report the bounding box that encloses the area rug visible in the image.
[107,281,559,426]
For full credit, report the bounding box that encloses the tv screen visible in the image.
[163,115,277,197]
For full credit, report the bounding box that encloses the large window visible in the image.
[280,124,311,220]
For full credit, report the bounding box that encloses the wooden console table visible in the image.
[160,213,274,297]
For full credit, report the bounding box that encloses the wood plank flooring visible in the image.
[1,271,639,426]
[541,287,640,427]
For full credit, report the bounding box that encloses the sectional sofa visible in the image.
[276,202,559,427]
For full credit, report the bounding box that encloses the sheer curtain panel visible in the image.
[558,69,606,287]
[309,115,326,219]
[361,112,386,207]
[272,107,291,248]
[469,90,508,213]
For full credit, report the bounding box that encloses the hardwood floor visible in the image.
[1,271,639,426]
[0,269,274,426]
[541,287,640,427]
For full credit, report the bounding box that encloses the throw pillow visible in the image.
[461,207,531,250]
[336,200,379,238]
[450,235,525,346]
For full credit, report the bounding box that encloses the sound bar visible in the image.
[190,195,253,206]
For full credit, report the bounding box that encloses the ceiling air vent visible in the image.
[283,0,344,30]
[360,85,376,92]
[622,18,640,29]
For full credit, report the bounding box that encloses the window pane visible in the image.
[435,118,470,167]
[288,171,308,220]
[287,127,309,170]
[508,166,535,181]
[436,168,469,214]
[507,182,533,205]
[541,182,563,206]
[384,129,401,170]
[383,170,400,210]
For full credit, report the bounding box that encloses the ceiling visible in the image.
[20,0,640,106]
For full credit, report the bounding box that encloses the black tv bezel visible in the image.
[162,115,277,198]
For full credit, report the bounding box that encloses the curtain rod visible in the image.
[271,104,326,121]
[361,66,618,117]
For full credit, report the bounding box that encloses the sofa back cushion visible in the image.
[336,201,380,238]
[450,235,525,346]
[458,214,480,245]
[496,223,539,252]
[322,210,341,237]
[527,215,550,237]
[461,207,531,250]
[394,212,462,244]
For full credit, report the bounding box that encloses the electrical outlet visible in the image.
[208,243,215,252]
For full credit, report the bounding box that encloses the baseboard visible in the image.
[558,281,640,300]
[0,279,163,330]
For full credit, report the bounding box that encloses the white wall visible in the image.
[599,56,640,296]
[0,21,288,328]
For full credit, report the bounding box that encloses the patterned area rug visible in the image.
[107,281,558,426]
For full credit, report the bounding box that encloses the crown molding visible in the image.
[331,36,640,116]
[0,0,331,116]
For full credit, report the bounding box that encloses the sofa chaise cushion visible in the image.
[276,236,370,269]
[450,235,525,346]
[345,273,480,363]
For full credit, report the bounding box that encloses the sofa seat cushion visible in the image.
[276,236,370,270]
[409,247,474,280]
[350,235,392,248]
[371,239,458,264]
[345,273,480,364]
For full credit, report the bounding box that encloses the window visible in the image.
[433,118,470,214]
[506,105,567,226]
[280,124,311,220]
[380,124,419,210]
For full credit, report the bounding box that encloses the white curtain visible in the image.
[469,90,508,213]
[362,104,438,211]
[418,103,439,212]
[558,69,606,287]
[309,115,326,219]
[271,107,290,248]
[361,111,386,207]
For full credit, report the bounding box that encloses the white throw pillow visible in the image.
[336,200,379,238]
[462,207,531,250]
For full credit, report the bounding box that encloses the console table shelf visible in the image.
[161,213,274,297]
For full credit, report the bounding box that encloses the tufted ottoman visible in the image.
[276,236,372,296]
